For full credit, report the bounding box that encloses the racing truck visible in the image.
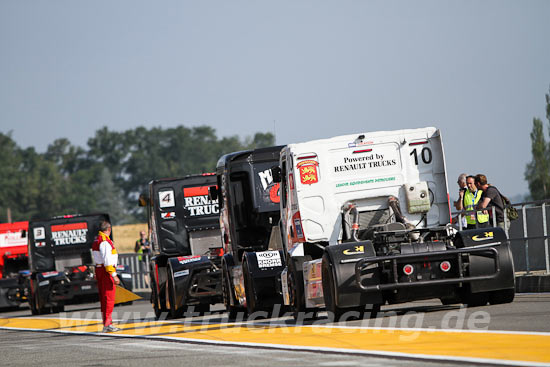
[0,221,30,310]
[210,146,286,318]
[274,127,515,321]
[139,174,224,319]
[27,213,133,314]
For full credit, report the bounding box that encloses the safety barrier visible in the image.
[118,253,150,293]
[453,199,550,274]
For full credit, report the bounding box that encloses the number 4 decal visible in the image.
[158,190,175,208]
[410,147,432,165]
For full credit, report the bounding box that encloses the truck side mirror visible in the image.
[271,166,282,183]
[208,186,218,201]
[138,193,149,207]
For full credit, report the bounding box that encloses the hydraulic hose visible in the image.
[342,201,360,242]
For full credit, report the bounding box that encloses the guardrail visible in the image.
[118,254,150,293]
[453,199,550,275]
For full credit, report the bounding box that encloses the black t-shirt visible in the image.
[480,186,504,223]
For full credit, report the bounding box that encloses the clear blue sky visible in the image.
[1,1,549,200]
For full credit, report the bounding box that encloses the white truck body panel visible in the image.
[280,127,450,255]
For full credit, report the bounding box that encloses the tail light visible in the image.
[403,264,414,276]
[440,261,451,272]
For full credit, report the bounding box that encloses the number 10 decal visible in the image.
[410,147,432,165]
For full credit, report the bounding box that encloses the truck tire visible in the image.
[489,288,515,305]
[151,278,167,320]
[30,280,49,315]
[462,289,489,307]
[321,253,346,321]
[321,253,379,321]
[167,266,184,319]
[242,260,259,316]
[51,304,65,314]
[222,267,240,320]
[288,256,314,321]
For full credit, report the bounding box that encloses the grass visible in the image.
[112,223,148,254]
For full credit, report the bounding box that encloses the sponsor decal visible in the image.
[297,160,319,185]
[336,176,396,189]
[348,140,374,148]
[34,227,46,240]
[269,183,281,203]
[51,222,88,246]
[183,186,219,216]
[39,280,50,287]
[256,251,282,268]
[35,241,46,248]
[42,271,59,278]
[159,190,175,208]
[174,269,190,278]
[307,262,322,280]
[294,218,304,238]
[472,232,494,242]
[0,231,27,248]
[334,152,397,174]
[258,169,281,203]
[161,211,175,219]
[177,255,202,265]
[81,285,92,290]
[343,245,365,255]
[120,273,132,279]
[116,265,126,271]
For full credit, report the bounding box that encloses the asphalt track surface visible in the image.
[1,293,549,367]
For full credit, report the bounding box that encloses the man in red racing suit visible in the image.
[92,220,121,332]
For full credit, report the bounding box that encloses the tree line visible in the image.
[526,87,550,201]
[0,126,274,224]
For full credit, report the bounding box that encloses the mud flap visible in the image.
[167,255,221,309]
[242,250,286,309]
[324,241,383,308]
[456,227,515,293]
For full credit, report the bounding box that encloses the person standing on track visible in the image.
[92,220,121,333]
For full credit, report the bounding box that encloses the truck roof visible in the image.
[216,145,285,170]
[148,173,216,186]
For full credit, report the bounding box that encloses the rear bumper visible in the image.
[353,247,500,292]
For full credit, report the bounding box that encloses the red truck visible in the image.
[0,221,30,310]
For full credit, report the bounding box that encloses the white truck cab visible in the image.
[277,127,514,320]
[280,127,450,255]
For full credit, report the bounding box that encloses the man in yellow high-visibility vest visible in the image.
[457,175,489,229]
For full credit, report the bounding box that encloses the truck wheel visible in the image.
[288,256,314,321]
[151,279,167,320]
[30,294,40,315]
[242,260,259,316]
[195,304,209,315]
[222,269,239,320]
[440,295,462,305]
[51,304,65,314]
[489,288,515,305]
[30,280,48,315]
[462,290,489,307]
[321,254,346,321]
[167,268,184,319]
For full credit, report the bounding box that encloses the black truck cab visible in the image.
[213,146,286,317]
[143,174,223,318]
[27,213,132,315]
